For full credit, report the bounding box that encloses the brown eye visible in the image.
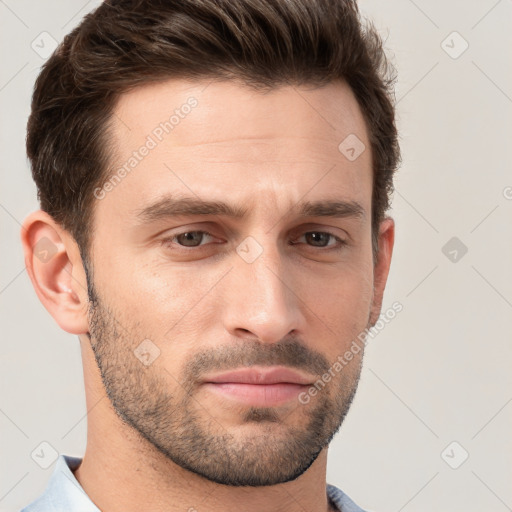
[304,232,332,247]
[161,230,216,250]
[175,231,209,247]
[297,231,346,249]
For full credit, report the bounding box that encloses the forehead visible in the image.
[112,78,368,151]
[100,78,372,223]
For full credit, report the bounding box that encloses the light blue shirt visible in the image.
[20,455,369,512]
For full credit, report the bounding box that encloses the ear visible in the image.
[369,216,395,326]
[20,210,90,335]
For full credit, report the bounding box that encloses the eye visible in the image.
[160,229,347,253]
[294,231,347,250]
[162,230,216,248]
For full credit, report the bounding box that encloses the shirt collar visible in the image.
[24,454,364,512]
[23,455,99,511]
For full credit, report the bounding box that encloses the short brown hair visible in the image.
[26,0,400,264]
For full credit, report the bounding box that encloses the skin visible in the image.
[21,78,394,512]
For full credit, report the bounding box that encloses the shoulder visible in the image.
[20,454,99,512]
[327,483,373,512]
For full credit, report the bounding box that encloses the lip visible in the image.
[202,382,309,407]
[200,366,314,407]
[201,366,315,386]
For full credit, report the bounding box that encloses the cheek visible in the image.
[93,252,208,346]
[299,256,374,321]
[297,262,374,366]
[94,235,374,348]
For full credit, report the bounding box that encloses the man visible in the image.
[20,0,399,510]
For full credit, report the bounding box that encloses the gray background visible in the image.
[1,1,511,511]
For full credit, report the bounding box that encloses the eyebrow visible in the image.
[133,195,366,224]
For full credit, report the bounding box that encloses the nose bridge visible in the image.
[245,234,287,301]
[223,231,301,343]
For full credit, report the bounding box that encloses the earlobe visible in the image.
[20,210,90,335]
[369,216,395,326]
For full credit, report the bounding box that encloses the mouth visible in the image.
[201,366,314,407]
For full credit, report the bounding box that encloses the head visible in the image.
[23,0,399,487]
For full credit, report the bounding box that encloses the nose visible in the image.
[221,237,304,344]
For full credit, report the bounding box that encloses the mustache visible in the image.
[181,338,330,385]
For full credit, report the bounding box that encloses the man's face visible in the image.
[86,79,377,486]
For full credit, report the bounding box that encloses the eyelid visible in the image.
[160,227,348,252]
[160,229,218,248]
[292,232,347,250]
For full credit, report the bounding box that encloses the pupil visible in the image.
[178,232,202,246]
[176,232,330,248]
[307,232,328,247]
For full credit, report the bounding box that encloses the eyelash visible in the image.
[160,230,347,252]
